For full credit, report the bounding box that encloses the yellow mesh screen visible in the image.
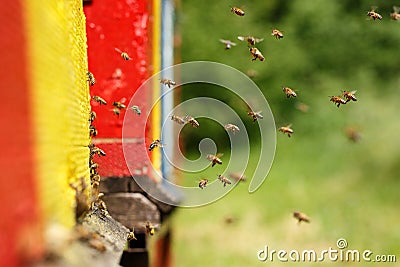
[25,0,90,227]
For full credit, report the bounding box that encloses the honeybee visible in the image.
[145,221,156,236]
[87,71,96,86]
[342,90,357,102]
[367,7,382,20]
[224,123,240,134]
[171,115,186,125]
[90,162,99,174]
[160,78,176,88]
[113,101,126,109]
[390,6,400,20]
[89,144,106,157]
[207,153,223,167]
[74,225,107,252]
[91,174,100,184]
[112,108,121,117]
[293,211,310,224]
[185,115,200,128]
[92,95,107,105]
[229,172,247,182]
[282,87,297,98]
[127,231,137,241]
[249,47,265,61]
[217,174,232,187]
[219,39,237,50]
[130,105,141,115]
[149,139,165,151]
[237,36,264,46]
[329,95,347,107]
[246,69,258,78]
[89,111,96,123]
[231,7,245,16]
[271,29,284,39]
[198,178,209,189]
[296,102,309,113]
[89,125,98,137]
[345,127,361,142]
[247,111,263,122]
[279,124,294,138]
[114,48,132,60]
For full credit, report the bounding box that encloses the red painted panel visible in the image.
[84,0,152,139]
[0,1,41,266]
[84,0,154,176]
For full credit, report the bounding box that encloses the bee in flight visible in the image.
[367,7,382,20]
[112,101,126,109]
[224,123,240,134]
[390,6,400,20]
[345,127,362,143]
[329,95,347,107]
[207,153,223,167]
[114,48,132,60]
[271,29,284,39]
[279,124,294,138]
[219,39,237,50]
[145,221,156,236]
[296,102,309,113]
[92,95,107,105]
[293,211,310,224]
[342,90,357,103]
[247,110,263,122]
[237,36,264,46]
[249,47,265,61]
[185,115,200,128]
[231,7,245,16]
[160,78,176,88]
[282,86,297,98]
[198,178,209,189]
[111,108,121,117]
[89,111,96,123]
[171,115,186,125]
[127,231,137,241]
[217,174,232,187]
[130,105,141,116]
[87,71,96,86]
[229,172,247,182]
[149,139,165,151]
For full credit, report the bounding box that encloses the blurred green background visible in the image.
[165,0,400,266]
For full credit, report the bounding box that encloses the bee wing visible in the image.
[370,6,378,11]
[114,47,123,53]
[216,153,224,158]
[219,39,228,44]
[230,42,237,46]
[287,124,292,128]
[394,6,400,13]
[255,38,264,43]
[237,36,246,41]
[350,90,357,94]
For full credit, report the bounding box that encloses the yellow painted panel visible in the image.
[151,0,162,181]
[24,0,91,227]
